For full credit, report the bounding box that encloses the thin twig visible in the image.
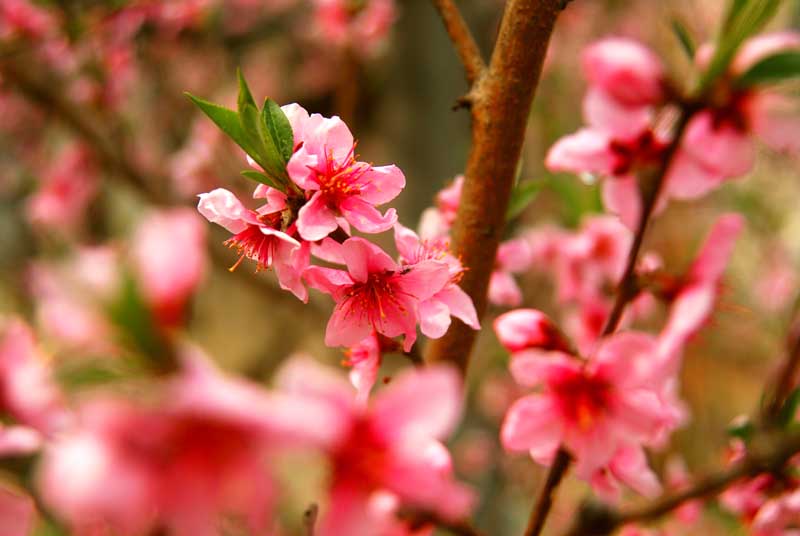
[763,299,800,422]
[429,0,487,85]
[564,431,800,535]
[600,107,697,337]
[524,448,571,536]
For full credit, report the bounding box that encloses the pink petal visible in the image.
[0,487,36,536]
[488,270,522,307]
[509,350,577,387]
[418,298,452,339]
[297,190,339,241]
[494,308,566,353]
[496,238,533,273]
[339,197,398,235]
[286,147,321,190]
[732,31,800,74]
[303,266,354,296]
[274,240,310,302]
[326,302,375,348]
[358,164,406,205]
[602,175,641,229]
[395,260,451,302]
[372,365,462,443]
[341,237,397,283]
[608,445,662,498]
[436,285,479,330]
[583,88,653,140]
[196,188,249,234]
[501,395,563,456]
[319,485,376,536]
[546,127,616,175]
[393,223,421,263]
[582,37,664,105]
[280,102,311,145]
[664,150,726,201]
[274,355,355,413]
[682,111,755,178]
[689,213,744,284]
[0,426,42,456]
[748,92,800,154]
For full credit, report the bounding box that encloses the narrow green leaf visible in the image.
[722,0,749,32]
[186,93,257,157]
[263,98,294,163]
[239,102,282,176]
[241,170,286,192]
[671,19,696,59]
[107,275,165,362]
[506,180,542,221]
[736,51,800,86]
[779,387,800,427]
[237,68,257,113]
[727,416,754,439]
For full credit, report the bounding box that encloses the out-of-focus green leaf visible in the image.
[671,19,697,59]
[241,170,285,191]
[736,51,800,86]
[779,387,800,427]
[700,0,783,92]
[506,180,542,221]
[263,98,294,164]
[56,359,138,388]
[727,416,755,439]
[107,275,165,363]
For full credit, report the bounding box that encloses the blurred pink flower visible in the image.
[276,356,474,535]
[312,0,396,57]
[0,486,36,536]
[287,106,404,240]
[0,319,67,435]
[488,238,533,307]
[435,175,463,228]
[394,224,478,338]
[657,214,744,372]
[26,143,98,232]
[169,120,222,198]
[304,237,451,351]
[132,208,207,327]
[494,309,571,354]
[198,187,309,301]
[501,331,672,498]
[345,332,382,403]
[0,0,57,40]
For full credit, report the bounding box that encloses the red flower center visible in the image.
[609,130,667,176]
[314,145,369,206]
[340,271,411,328]
[552,370,613,431]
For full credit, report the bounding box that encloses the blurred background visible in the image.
[1,0,800,533]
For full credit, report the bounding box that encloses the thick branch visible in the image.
[565,431,800,536]
[429,0,487,85]
[424,0,565,372]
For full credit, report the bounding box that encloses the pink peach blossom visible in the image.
[394,224,479,337]
[502,330,671,496]
[198,187,310,301]
[304,237,450,351]
[493,309,571,354]
[435,175,463,227]
[488,238,533,307]
[276,357,474,535]
[345,332,382,403]
[286,107,404,240]
[131,208,207,327]
[312,0,396,56]
[0,486,36,536]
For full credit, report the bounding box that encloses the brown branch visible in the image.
[600,107,697,337]
[763,299,800,422]
[564,431,800,536]
[424,0,565,372]
[524,448,571,536]
[429,0,487,86]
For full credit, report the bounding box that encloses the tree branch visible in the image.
[564,431,800,536]
[424,0,565,373]
[429,0,487,86]
[525,449,571,536]
[763,299,800,422]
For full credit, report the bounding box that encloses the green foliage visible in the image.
[186,70,295,192]
[779,387,800,428]
[727,416,755,439]
[699,0,783,92]
[506,180,543,221]
[671,19,697,59]
[107,274,166,364]
[736,51,800,86]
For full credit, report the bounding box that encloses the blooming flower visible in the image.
[501,330,671,498]
[276,356,474,535]
[286,106,405,241]
[488,238,533,307]
[394,224,479,338]
[344,332,382,403]
[198,187,310,301]
[304,237,451,351]
[494,308,572,354]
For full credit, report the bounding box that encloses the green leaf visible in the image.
[779,387,800,427]
[262,98,294,164]
[107,275,166,363]
[506,180,542,221]
[699,0,783,92]
[727,416,755,439]
[241,169,285,192]
[185,93,257,158]
[671,19,696,59]
[736,51,800,86]
[239,102,286,180]
[236,68,257,113]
